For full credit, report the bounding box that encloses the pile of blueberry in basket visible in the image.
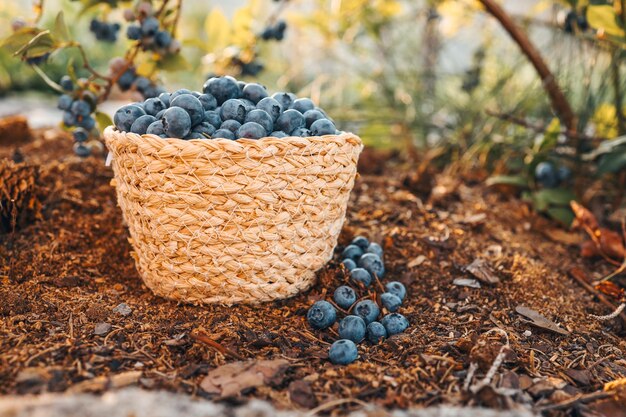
[113,75,339,140]
[307,236,409,365]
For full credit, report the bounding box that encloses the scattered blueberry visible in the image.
[358,253,385,278]
[351,236,369,250]
[380,292,402,312]
[366,322,387,344]
[366,242,384,259]
[341,244,363,261]
[307,300,337,329]
[333,286,357,309]
[385,281,406,302]
[329,339,358,365]
[381,313,409,336]
[350,268,372,287]
[338,315,366,342]
[342,258,357,271]
[354,299,380,324]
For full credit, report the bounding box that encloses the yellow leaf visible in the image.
[592,103,619,139]
[605,377,626,391]
[136,60,156,77]
[204,8,231,54]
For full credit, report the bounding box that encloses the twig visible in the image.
[568,267,626,324]
[537,390,613,412]
[479,0,577,137]
[304,398,370,417]
[591,303,626,321]
[190,330,245,360]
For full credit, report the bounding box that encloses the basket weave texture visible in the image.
[104,126,363,304]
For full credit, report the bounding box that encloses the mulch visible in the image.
[1,124,625,416]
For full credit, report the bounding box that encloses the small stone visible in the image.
[94,322,112,335]
[113,303,132,316]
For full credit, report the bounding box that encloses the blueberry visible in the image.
[291,98,315,114]
[342,244,363,261]
[193,122,216,138]
[241,99,256,113]
[276,109,305,134]
[170,94,204,126]
[333,286,356,309]
[158,92,171,107]
[535,162,559,188]
[385,281,406,302]
[185,131,205,139]
[269,131,287,138]
[72,128,88,143]
[203,76,240,105]
[256,97,283,122]
[57,94,73,111]
[146,120,165,136]
[366,242,383,259]
[141,17,159,36]
[63,111,76,126]
[220,119,241,134]
[117,69,136,91]
[329,339,358,365]
[350,268,372,287]
[358,253,385,278]
[307,300,337,329]
[351,236,369,250]
[366,322,387,344]
[381,313,409,335]
[198,93,218,111]
[77,115,95,130]
[133,76,151,93]
[272,92,296,110]
[236,81,246,97]
[154,30,172,48]
[155,109,166,119]
[170,89,193,101]
[204,110,222,129]
[73,143,91,158]
[71,100,91,117]
[220,99,247,123]
[60,76,73,91]
[292,127,311,137]
[242,83,268,104]
[310,118,336,136]
[126,25,141,40]
[303,109,325,128]
[213,129,236,140]
[162,106,191,138]
[557,166,571,182]
[261,27,275,40]
[114,104,146,132]
[338,315,366,342]
[143,97,167,116]
[130,114,157,134]
[354,300,380,324]
[274,20,287,39]
[245,109,273,133]
[237,122,267,140]
[342,258,357,271]
[380,293,402,312]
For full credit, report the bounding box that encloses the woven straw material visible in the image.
[104,126,363,305]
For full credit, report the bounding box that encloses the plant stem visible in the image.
[31,64,64,93]
[611,47,626,136]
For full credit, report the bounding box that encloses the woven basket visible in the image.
[104,126,363,305]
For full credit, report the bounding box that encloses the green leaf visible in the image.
[587,5,625,37]
[1,28,43,53]
[597,150,626,174]
[95,111,113,132]
[485,175,528,187]
[67,57,77,81]
[546,207,575,227]
[156,54,190,72]
[15,30,56,58]
[54,11,70,41]
[536,117,560,152]
[532,188,577,211]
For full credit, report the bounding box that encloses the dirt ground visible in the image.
[1,126,626,416]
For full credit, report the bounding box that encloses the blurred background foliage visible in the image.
[1,0,626,223]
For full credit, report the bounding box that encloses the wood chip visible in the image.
[515,306,570,336]
[200,359,290,397]
[453,278,481,289]
[407,255,427,269]
[465,258,500,284]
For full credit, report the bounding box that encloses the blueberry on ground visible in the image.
[256,97,283,122]
[73,128,88,143]
[146,120,165,136]
[350,268,372,287]
[237,122,267,140]
[310,118,336,136]
[366,242,384,259]
[307,300,337,329]
[114,104,146,132]
[342,244,363,261]
[170,94,204,126]
[272,92,296,110]
[381,313,409,335]
[366,322,387,344]
[220,99,247,123]
[143,97,167,116]
[276,109,305,134]
[242,83,268,104]
[203,76,241,105]
[220,119,241,134]
[535,162,559,188]
[351,236,369,250]
[358,253,385,278]
[213,129,236,140]
[291,98,315,114]
[342,258,357,271]
[385,281,406,302]
[303,109,325,128]
[338,315,366,343]
[269,131,287,138]
[333,286,357,309]
[245,109,273,133]
[162,106,192,138]
[130,114,157,134]
[198,93,218,111]
[329,339,358,365]
[354,299,380,324]
[381,292,402,312]
[204,110,222,129]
